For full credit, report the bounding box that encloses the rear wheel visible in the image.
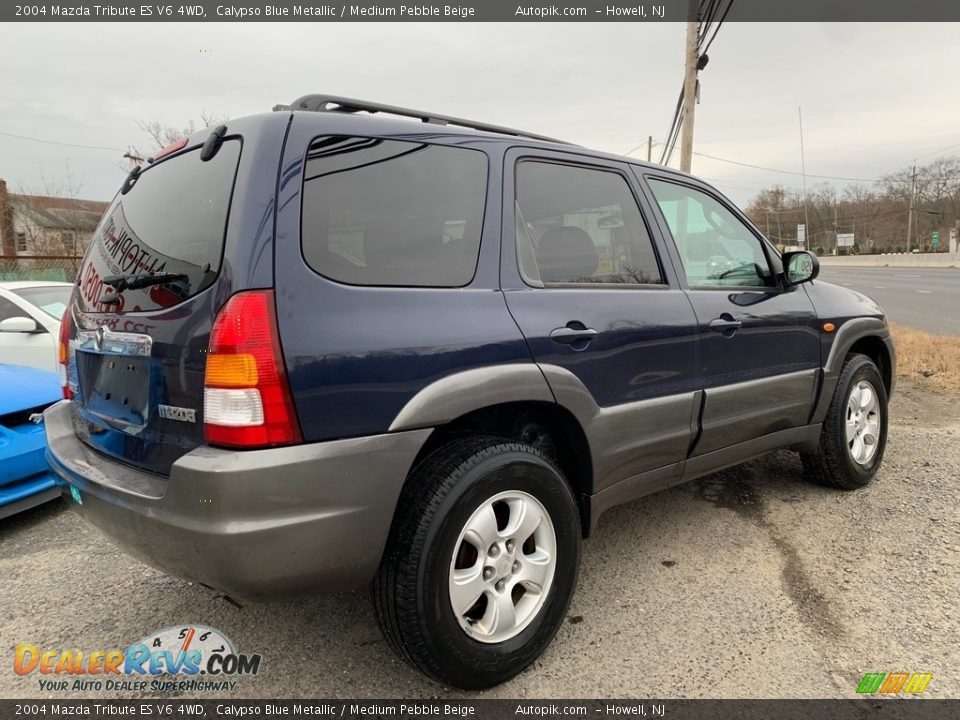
[372,436,580,689]
[802,354,888,490]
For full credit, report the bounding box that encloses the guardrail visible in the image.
[817,253,958,269]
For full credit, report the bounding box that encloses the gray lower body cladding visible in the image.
[43,400,430,600]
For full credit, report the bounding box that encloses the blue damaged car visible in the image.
[0,363,61,518]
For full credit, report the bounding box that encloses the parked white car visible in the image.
[0,281,73,372]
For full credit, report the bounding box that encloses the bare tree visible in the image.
[127,111,228,165]
[745,154,960,254]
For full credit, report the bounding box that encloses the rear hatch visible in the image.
[66,137,243,476]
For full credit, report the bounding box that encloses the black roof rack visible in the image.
[273,94,571,145]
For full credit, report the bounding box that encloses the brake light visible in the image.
[153,137,188,161]
[203,290,302,448]
[58,308,73,399]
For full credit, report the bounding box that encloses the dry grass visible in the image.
[889,323,960,392]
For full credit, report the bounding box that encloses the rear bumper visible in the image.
[44,400,430,600]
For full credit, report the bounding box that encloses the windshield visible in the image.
[11,286,72,319]
[76,139,242,313]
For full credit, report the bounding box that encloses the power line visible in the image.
[909,142,960,163]
[697,152,960,183]
[692,150,883,182]
[698,0,721,49]
[700,0,735,56]
[629,141,960,187]
[658,89,685,165]
[699,175,780,190]
[749,205,911,223]
[885,141,960,176]
[0,129,124,153]
[632,141,897,183]
[664,102,684,165]
[623,139,655,158]
[659,0,735,170]
[658,89,683,164]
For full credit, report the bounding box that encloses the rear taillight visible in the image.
[203,290,302,448]
[58,308,73,399]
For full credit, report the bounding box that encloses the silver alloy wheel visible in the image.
[448,490,557,644]
[846,380,881,465]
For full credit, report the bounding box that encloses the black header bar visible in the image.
[5,0,960,22]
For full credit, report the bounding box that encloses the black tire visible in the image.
[372,436,581,689]
[802,354,889,490]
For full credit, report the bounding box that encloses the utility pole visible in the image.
[906,163,916,253]
[679,0,700,173]
[123,147,145,168]
[647,135,653,163]
[798,107,810,243]
[834,198,838,254]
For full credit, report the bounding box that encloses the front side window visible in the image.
[15,232,27,252]
[515,161,663,287]
[301,137,487,288]
[647,179,773,288]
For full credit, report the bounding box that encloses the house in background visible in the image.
[0,178,109,257]
[0,178,109,280]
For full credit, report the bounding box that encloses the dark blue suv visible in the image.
[45,95,894,689]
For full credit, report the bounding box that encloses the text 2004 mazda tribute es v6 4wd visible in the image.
[46,95,894,689]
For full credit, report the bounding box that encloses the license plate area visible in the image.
[75,327,153,431]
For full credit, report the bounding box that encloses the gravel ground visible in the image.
[2,379,957,700]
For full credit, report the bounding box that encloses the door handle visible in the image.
[550,326,599,344]
[709,315,742,334]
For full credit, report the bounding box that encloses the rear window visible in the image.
[76,140,241,313]
[301,137,487,287]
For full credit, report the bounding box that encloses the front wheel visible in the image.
[802,354,889,490]
[372,437,581,689]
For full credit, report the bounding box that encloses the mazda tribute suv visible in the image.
[45,95,895,689]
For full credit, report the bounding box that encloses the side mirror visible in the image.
[0,316,42,333]
[782,251,819,286]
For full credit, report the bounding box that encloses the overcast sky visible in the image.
[2,22,957,206]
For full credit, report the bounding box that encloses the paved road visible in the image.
[2,381,958,700]
[818,267,959,335]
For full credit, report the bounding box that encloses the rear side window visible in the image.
[77,140,242,313]
[301,137,487,287]
[515,161,663,287]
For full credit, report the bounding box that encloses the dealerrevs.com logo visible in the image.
[856,672,934,694]
[14,625,261,693]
